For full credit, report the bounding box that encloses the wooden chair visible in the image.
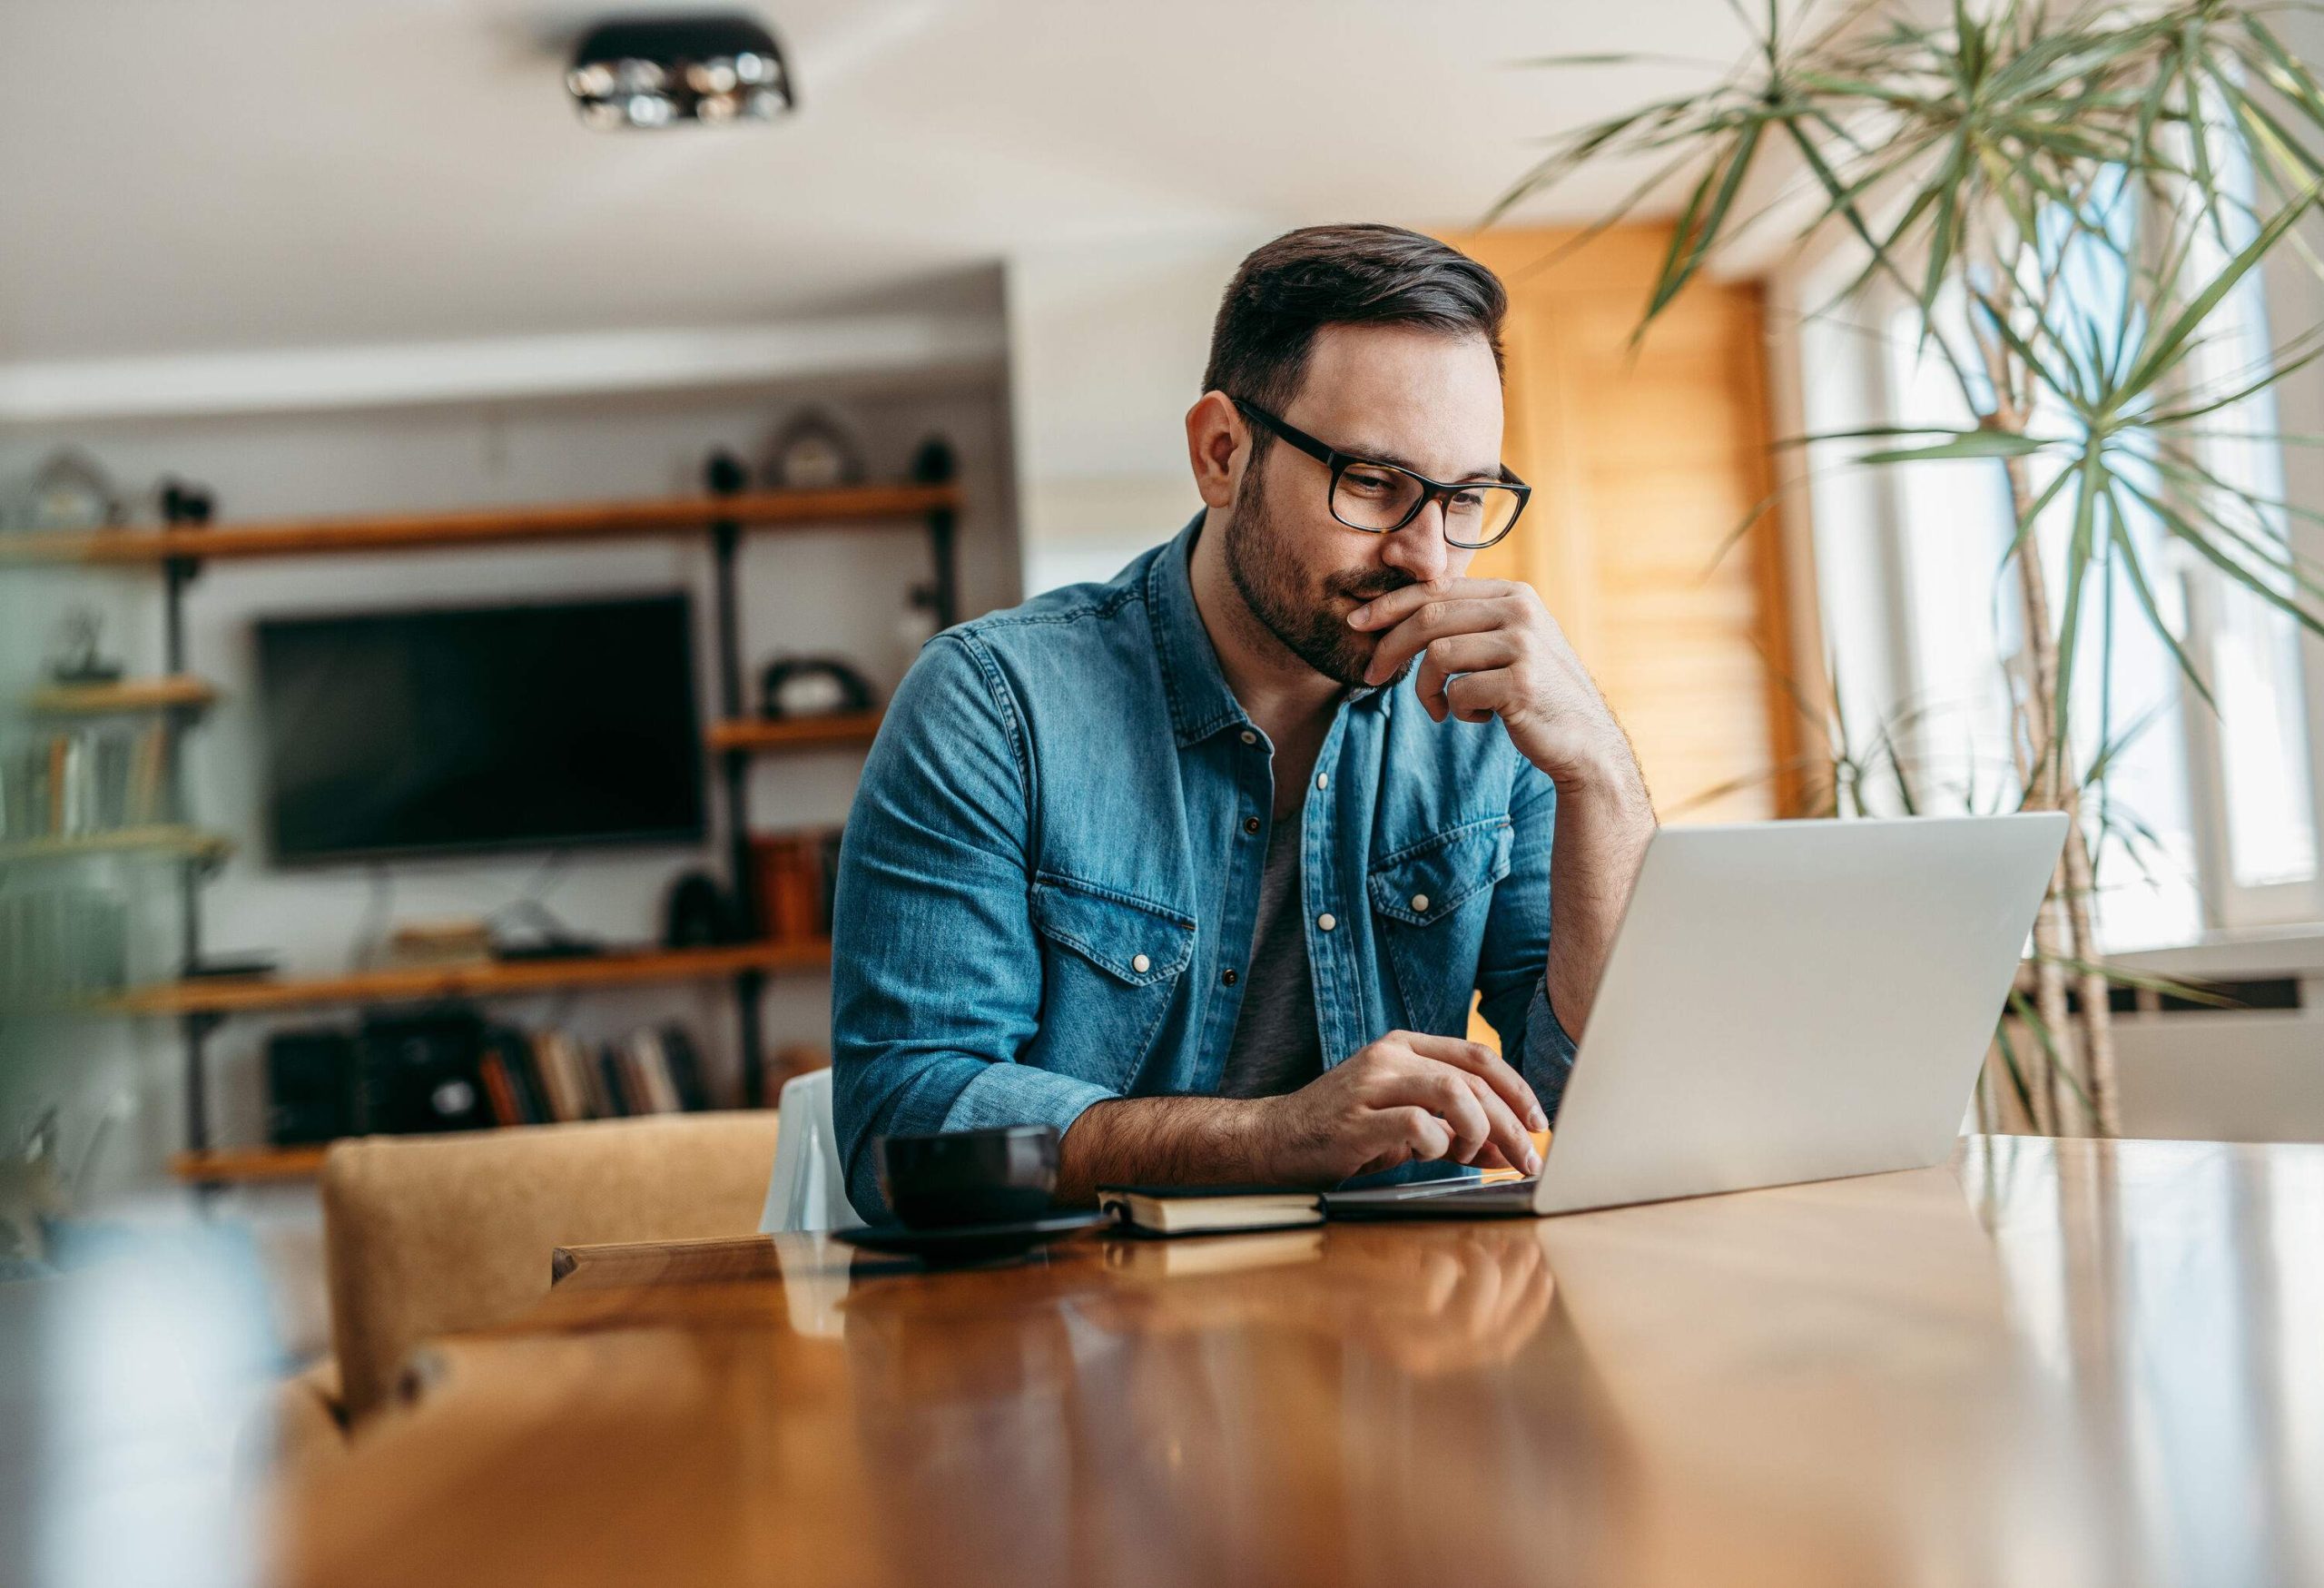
[319,1112,781,1425]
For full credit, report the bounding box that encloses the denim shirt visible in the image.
[830,516,1577,1215]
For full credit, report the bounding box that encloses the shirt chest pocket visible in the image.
[1029,873,1196,1095]
[1367,819,1512,1036]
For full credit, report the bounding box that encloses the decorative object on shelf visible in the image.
[487,898,606,962]
[702,447,749,498]
[664,869,746,948]
[9,449,123,534]
[749,828,840,944]
[763,408,864,491]
[185,952,280,981]
[757,655,874,721]
[266,1028,359,1146]
[0,884,127,1007]
[910,434,958,488]
[566,13,793,131]
[158,478,215,527]
[361,1009,493,1134]
[382,919,496,972]
[902,434,961,646]
[45,608,123,686]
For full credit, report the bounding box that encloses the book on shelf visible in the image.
[661,1024,713,1110]
[528,1029,591,1123]
[1096,1184,1325,1238]
[477,1026,551,1127]
[478,1047,525,1129]
[592,1041,631,1119]
[1,722,173,842]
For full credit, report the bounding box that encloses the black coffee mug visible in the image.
[873,1124,1059,1228]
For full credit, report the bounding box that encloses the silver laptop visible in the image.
[1325,813,2069,1219]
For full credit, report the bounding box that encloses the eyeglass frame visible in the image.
[1230,398,1531,550]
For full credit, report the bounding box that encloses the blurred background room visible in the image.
[4,3,2322,1586]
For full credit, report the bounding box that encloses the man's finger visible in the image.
[1345,578,1512,632]
[1452,1068,1540,1174]
[1399,1032,1548,1130]
[1357,597,1517,685]
[1412,633,1516,720]
[1444,668,1516,725]
[1415,1068,1493,1164]
[1389,1106,1454,1164]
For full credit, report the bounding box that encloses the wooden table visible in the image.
[277,1137,2324,1587]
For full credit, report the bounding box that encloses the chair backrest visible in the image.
[320,1111,781,1423]
[759,1069,867,1234]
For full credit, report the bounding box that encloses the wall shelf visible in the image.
[0,824,231,866]
[114,938,832,1017]
[25,676,218,715]
[40,471,959,1169]
[706,711,883,754]
[0,483,961,566]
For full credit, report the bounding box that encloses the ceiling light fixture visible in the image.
[566,13,794,130]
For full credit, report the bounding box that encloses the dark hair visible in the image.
[1201,223,1507,456]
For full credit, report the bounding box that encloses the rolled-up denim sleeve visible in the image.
[829,633,1116,1216]
[1474,759,1578,1118]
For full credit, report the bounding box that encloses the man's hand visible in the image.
[1347,577,1639,795]
[1348,575,1655,1042]
[1259,1031,1545,1184]
[1056,1031,1545,1201]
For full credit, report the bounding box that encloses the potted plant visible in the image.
[1495,0,2324,1132]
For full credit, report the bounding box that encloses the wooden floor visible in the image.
[271,1136,2324,1588]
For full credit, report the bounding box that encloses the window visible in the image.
[1794,190,2324,947]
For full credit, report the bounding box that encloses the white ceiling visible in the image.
[0,0,1750,363]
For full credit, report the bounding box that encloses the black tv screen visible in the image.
[257,594,706,863]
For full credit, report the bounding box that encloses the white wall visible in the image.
[0,370,1019,1205]
[1004,232,1272,595]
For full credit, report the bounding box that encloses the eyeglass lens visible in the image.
[1332,463,1522,547]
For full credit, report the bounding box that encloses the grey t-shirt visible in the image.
[1217,812,1325,1098]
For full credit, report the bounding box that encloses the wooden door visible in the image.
[1437,226,1801,821]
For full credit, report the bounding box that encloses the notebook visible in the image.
[1097,1184,1324,1237]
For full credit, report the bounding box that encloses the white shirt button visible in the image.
[1410,893,1430,912]
[1131,953,1151,973]
[1315,773,1328,791]
[1316,912,1336,932]
[1240,730,1257,745]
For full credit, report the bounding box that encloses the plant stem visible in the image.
[1997,440,2120,1135]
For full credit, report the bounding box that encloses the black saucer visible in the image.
[833,1209,1106,1266]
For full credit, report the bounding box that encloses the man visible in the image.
[831,223,1656,1215]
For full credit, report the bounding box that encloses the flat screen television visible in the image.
[257,593,707,864]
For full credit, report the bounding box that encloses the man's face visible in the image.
[1223,321,1505,686]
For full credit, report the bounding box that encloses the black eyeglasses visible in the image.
[1232,399,1530,550]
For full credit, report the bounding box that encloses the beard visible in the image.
[1222,459,1416,687]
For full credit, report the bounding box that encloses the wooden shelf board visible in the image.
[172,1145,329,1184]
[0,824,231,865]
[0,484,961,567]
[113,938,831,1016]
[25,676,217,715]
[706,710,884,753]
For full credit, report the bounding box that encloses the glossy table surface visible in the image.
[278,1137,2324,1588]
